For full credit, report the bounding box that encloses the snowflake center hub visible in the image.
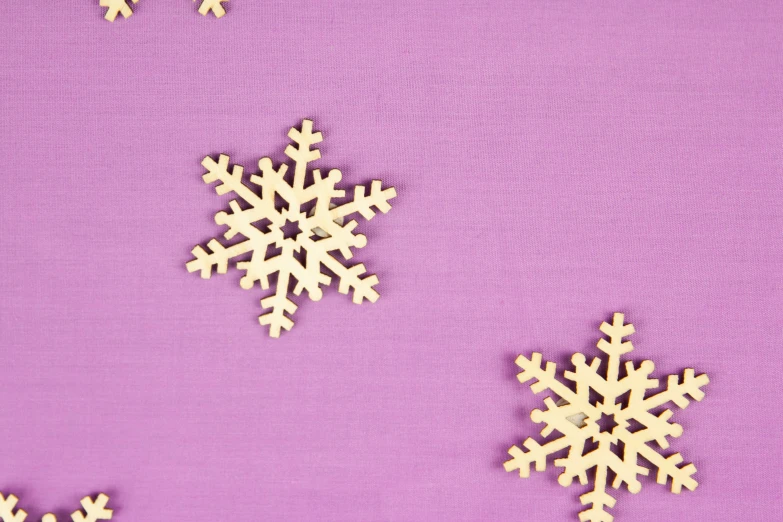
[596,412,619,434]
[280,217,303,241]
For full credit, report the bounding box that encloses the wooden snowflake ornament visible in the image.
[0,493,112,522]
[194,0,228,18]
[504,313,709,522]
[100,0,139,22]
[187,119,397,337]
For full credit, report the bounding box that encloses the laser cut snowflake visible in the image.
[100,0,228,21]
[100,0,138,22]
[504,313,709,522]
[0,493,112,522]
[193,0,228,18]
[187,120,397,337]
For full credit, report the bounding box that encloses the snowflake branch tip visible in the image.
[71,494,113,522]
[668,370,709,407]
[288,119,323,148]
[194,0,228,18]
[504,443,536,477]
[201,155,246,195]
[504,436,563,477]
[578,489,616,522]
[651,452,699,493]
[504,314,709,520]
[259,293,298,338]
[515,353,557,394]
[187,238,246,278]
[597,313,635,357]
[343,182,397,219]
[0,493,26,522]
[100,0,139,22]
[0,493,112,522]
[331,263,380,303]
[285,119,323,189]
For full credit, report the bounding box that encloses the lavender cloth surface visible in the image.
[1,2,781,521]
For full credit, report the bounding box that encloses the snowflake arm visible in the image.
[237,248,282,291]
[70,494,113,522]
[578,462,617,522]
[642,450,698,494]
[330,181,397,221]
[595,314,636,404]
[194,0,228,18]
[200,155,261,208]
[289,246,332,298]
[320,255,380,304]
[609,444,649,492]
[616,425,698,494]
[187,239,254,278]
[505,434,573,478]
[186,156,279,280]
[619,360,659,408]
[186,120,395,337]
[641,369,710,411]
[504,314,709,521]
[299,170,370,259]
[513,353,598,418]
[0,493,112,522]
[258,247,298,338]
[505,396,592,478]
[564,353,615,407]
[285,120,323,192]
[0,493,26,522]
[617,367,708,449]
[250,159,294,219]
[302,169,345,204]
[100,0,139,22]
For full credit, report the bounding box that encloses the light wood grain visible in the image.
[100,0,139,22]
[187,120,396,337]
[504,313,709,522]
[194,0,228,18]
[0,494,111,522]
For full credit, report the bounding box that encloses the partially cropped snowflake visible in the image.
[504,313,709,522]
[100,0,138,22]
[0,492,112,522]
[100,0,227,21]
[193,0,228,18]
[187,119,397,337]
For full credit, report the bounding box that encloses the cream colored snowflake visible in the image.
[100,0,138,22]
[0,493,112,522]
[193,0,228,18]
[504,313,709,522]
[187,119,396,337]
[100,0,228,21]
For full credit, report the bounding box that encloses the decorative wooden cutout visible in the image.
[504,313,709,522]
[0,493,112,522]
[193,0,228,18]
[100,0,139,22]
[187,119,397,337]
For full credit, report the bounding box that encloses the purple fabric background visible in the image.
[1,2,781,521]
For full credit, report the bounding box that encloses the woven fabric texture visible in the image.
[0,2,781,521]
